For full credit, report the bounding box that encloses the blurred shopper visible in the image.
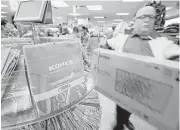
[71,26,91,70]
[58,24,63,34]
[81,26,90,48]
[72,26,81,38]
[100,6,179,130]
[62,27,70,35]
[47,29,53,37]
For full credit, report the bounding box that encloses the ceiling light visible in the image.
[112,23,119,25]
[57,17,62,19]
[166,7,173,10]
[113,19,123,21]
[1,11,7,14]
[51,1,68,7]
[69,13,81,16]
[122,0,144,2]
[1,4,8,8]
[116,13,129,15]
[87,5,102,10]
[1,15,6,18]
[94,16,104,19]
[97,21,105,23]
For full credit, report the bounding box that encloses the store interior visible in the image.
[1,0,180,130]
[1,0,180,38]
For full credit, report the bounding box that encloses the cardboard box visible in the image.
[92,49,179,130]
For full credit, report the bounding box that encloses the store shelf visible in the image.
[165,33,179,36]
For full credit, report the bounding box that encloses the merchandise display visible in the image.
[1,23,19,38]
[35,24,60,37]
[164,23,179,33]
[1,36,99,130]
[23,40,85,117]
[5,90,100,130]
[1,38,36,127]
[1,47,20,98]
[1,0,179,130]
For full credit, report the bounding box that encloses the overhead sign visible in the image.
[14,0,52,24]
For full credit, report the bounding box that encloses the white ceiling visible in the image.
[53,1,143,24]
[1,0,179,25]
[53,0,179,25]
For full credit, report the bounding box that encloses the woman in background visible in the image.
[81,26,90,49]
[72,26,81,38]
[72,26,91,71]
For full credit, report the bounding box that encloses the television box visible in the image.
[92,49,179,130]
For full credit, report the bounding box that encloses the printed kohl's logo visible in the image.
[49,60,73,72]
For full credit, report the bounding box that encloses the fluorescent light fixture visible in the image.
[57,17,62,19]
[94,16,104,19]
[1,15,6,18]
[116,13,129,15]
[51,1,68,7]
[122,0,144,2]
[69,13,81,16]
[1,11,7,14]
[166,7,173,10]
[112,23,119,25]
[1,4,8,8]
[87,5,102,10]
[113,19,123,21]
[97,21,105,22]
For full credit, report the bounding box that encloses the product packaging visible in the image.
[23,40,86,117]
[1,38,35,127]
[92,48,179,130]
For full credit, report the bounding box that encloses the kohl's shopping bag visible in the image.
[1,47,10,73]
[23,40,87,117]
[1,39,36,127]
[1,47,20,99]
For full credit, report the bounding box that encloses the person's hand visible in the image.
[149,37,179,59]
[123,125,130,130]
[163,43,179,60]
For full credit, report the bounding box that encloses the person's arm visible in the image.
[149,36,179,59]
[100,41,113,50]
[160,34,179,60]
[106,34,129,51]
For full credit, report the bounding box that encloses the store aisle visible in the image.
[98,92,159,130]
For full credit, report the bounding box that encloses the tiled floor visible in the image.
[98,93,159,130]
